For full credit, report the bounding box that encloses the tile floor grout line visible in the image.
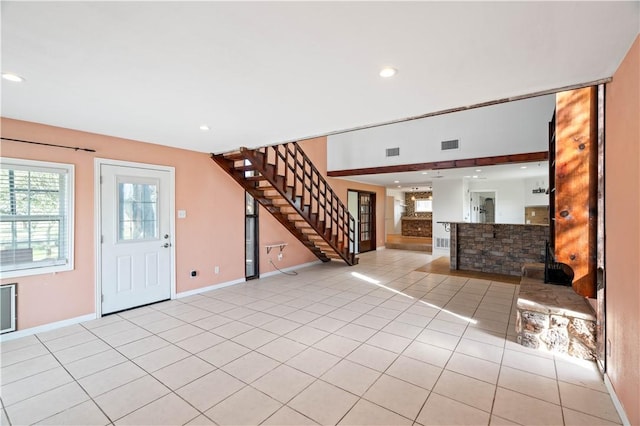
[0,387,14,426]
[2,250,621,425]
[331,271,467,423]
[0,353,65,386]
[554,353,567,425]
[415,274,492,422]
[80,316,222,423]
[100,325,238,423]
[488,318,509,424]
[28,333,115,426]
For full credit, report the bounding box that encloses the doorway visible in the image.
[348,190,376,253]
[245,192,259,280]
[469,190,497,223]
[96,160,175,315]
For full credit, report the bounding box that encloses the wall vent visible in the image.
[441,139,459,150]
[0,283,17,334]
[435,237,450,249]
[385,147,400,157]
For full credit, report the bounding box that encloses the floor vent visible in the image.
[441,139,459,150]
[1,283,17,334]
[435,237,450,249]
[385,147,400,157]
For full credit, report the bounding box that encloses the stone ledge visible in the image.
[518,277,595,321]
[516,269,597,360]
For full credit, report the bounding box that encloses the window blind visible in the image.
[0,159,73,275]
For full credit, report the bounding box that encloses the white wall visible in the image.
[468,178,526,224]
[328,95,555,171]
[524,176,550,206]
[462,179,470,222]
[386,188,404,234]
[432,179,464,258]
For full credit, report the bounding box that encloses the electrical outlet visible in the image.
[214,266,220,274]
[277,253,283,261]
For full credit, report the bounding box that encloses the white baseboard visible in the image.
[376,246,386,251]
[261,260,322,278]
[0,313,96,342]
[604,373,631,426]
[176,278,246,299]
[0,260,326,342]
[177,260,322,297]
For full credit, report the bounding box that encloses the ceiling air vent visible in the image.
[441,139,459,150]
[386,147,400,157]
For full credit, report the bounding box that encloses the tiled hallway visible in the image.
[0,250,621,425]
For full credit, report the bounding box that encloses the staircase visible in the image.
[211,142,357,265]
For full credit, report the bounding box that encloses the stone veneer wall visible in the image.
[401,219,432,237]
[517,271,596,360]
[404,191,433,217]
[451,223,548,276]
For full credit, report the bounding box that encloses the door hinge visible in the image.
[101,235,104,244]
[101,294,104,302]
[100,175,103,184]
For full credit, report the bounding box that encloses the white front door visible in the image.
[100,163,173,314]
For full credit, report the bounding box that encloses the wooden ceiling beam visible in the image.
[327,151,549,177]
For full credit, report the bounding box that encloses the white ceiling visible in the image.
[1,2,638,155]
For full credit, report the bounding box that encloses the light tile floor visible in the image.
[0,250,622,425]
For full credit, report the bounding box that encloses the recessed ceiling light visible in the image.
[397,185,401,188]
[393,180,399,183]
[475,169,482,172]
[472,175,478,179]
[2,72,25,82]
[421,172,428,175]
[520,166,528,169]
[379,67,397,78]
[199,125,210,131]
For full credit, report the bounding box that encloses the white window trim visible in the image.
[415,199,433,212]
[0,157,75,279]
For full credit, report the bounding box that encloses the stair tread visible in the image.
[234,165,257,172]
[223,152,245,161]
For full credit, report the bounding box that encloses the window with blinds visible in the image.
[0,158,74,277]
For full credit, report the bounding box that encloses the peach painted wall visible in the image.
[605,35,639,425]
[0,118,321,330]
[299,137,387,250]
[327,178,387,250]
[258,205,318,274]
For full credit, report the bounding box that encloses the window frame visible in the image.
[415,199,433,212]
[0,157,75,278]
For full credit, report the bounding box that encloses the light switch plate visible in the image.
[178,210,187,219]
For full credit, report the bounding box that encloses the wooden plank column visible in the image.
[554,87,598,298]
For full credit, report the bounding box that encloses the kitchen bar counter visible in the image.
[446,222,549,276]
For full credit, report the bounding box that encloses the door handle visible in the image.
[161,242,172,248]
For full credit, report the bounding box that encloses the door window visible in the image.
[245,192,259,279]
[118,180,158,241]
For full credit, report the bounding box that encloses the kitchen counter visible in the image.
[447,222,549,276]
